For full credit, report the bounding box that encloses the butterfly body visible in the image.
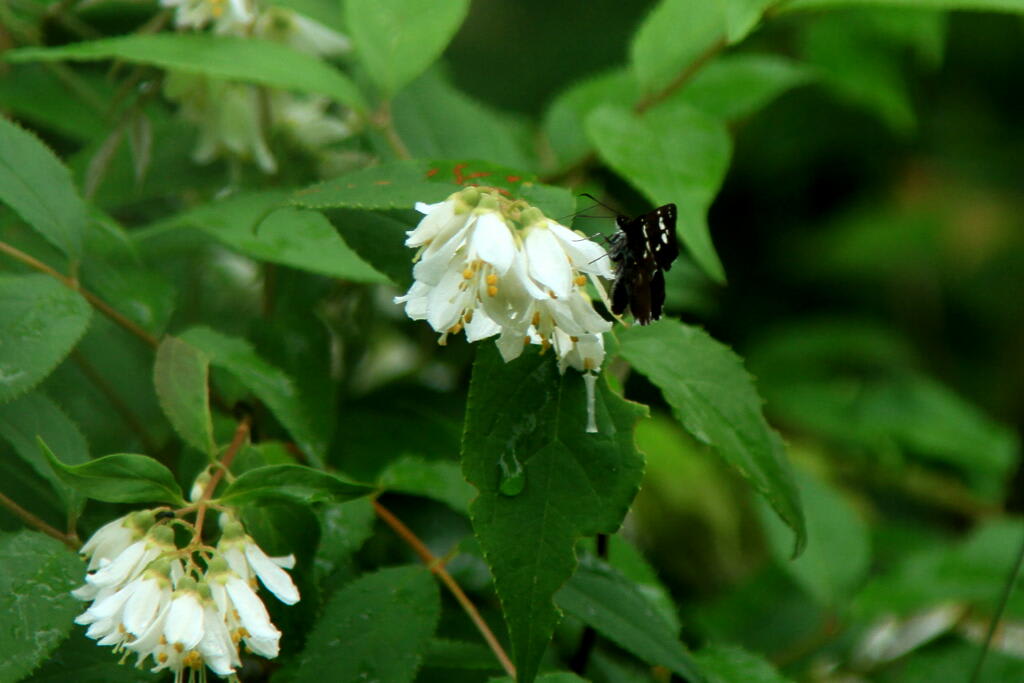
[607,203,678,325]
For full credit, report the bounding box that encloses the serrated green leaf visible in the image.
[392,69,536,171]
[617,320,805,555]
[0,66,110,143]
[462,347,647,683]
[346,0,470,97]
[219,464,374,505]
[555,558,705,682]
[0,531,83,683]
[154,336,214,455]
[721,0,777,43]
[0,116,87,259]
[694,644,794,683]
[5,35,367,113]
[41,443,185,505]
[180,326,329,466]
[293,565,441,681]
[630,0,724,95]
[676,54,817,120]
[586,102,729,282]
[423,638,501,671]
[0,390,88,514]
[756,467,870,605]
[0,273,92,404]
[148,190,387,283]
[377,456,474,514]
[26,629,160,682]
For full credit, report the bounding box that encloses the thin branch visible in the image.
[193,416,251,538]
[0,240,159,348]
[634,37,727,114]
[0,491,78,549]
[969,528,1024,683]
[373,101,412,160]
[373,500,516,679]
[569,534,609,674]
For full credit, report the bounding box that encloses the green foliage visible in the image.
[293,565,441,681]
[462,347,647,683]
[42,444,185,505]
[345,0,470,97]
[0,274,91,403]
[5,35,367,113]
[2,2,1021,682]
[0,531,83,683]
[0,117,87,258]
[555,558,705,681]
[153,336,214,455]
[618,321,806,554]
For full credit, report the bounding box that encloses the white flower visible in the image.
[217,520,300,605]
[272,94,355,151]
[254,8,351,57]
[207,559,283,658]
[78,510,154,571]
[160,0,255,34]
[396,188,615,431]
[72,525,176,602]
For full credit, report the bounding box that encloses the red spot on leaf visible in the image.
[374,180,392,185]
[453,162,468,185]
[466,171,491,180]
[426,168,439,178]
[506,175,521,183]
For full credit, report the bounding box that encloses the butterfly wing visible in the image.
[648,203,678,271]
[609,203,678,325]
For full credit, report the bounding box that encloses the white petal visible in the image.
[394,280,430,320]
[86,540,147,588]
[471,212,515,275]
[526,227,573,298]
[198,605,239,674]
[406,200,454,247]
[412,223,470,285]
[165,593,204,650]
[245,542,300,605]
[511,248,548,300]
[546,221,614,279]
[464,310,501,342]
[221,545,250,582]
[225,578,280,642]
[123,578,166,635]
[426,267,469,332]
[269,554,296,570]
[495,328,528,363]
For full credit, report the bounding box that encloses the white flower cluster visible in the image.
[72,510,299,681]
[158,0,354,173]
[395,188,613,431]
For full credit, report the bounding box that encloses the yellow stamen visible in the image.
[570,336,579,342]
[449,323,463,335]
[158,653,168,663]
[463,268,474,279]
[584,358,596,370]
[173,642,184,653]
[486,274,498,285]
[523,336,531,346]
[575,275,587,286]
[532,312,540,326]
[487,285,498,297]
[464,310,474,323]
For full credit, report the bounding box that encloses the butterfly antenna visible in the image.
[578,192,620,215]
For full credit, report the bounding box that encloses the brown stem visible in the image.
[374,102,412,160]
[373,500,516,679]
[0,491,78,549]
[0,240,159,348]
[634,37,727,114]
[193,416,251,538]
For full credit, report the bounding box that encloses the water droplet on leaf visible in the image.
[498,451,525,496]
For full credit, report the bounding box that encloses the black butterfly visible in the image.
[607,203,679,325]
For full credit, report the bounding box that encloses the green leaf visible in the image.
[26,629,160,682]
[721,0,777,43]
[154,336,214,455]
[676,54,817,121]
[41,444,185,505]
[756,467,870,605]
[219,464,374,505]
[0,66,110,143]
[293,160,460,211]
[293,565,441,681]
[630,0,724,95]
[0,390,88,514]
[0,116,87,258]
[180,326,329,466]
[148,190,387,283]
[378,456,475,514]
[0,273,92,404]
[0,531,83,683]
[462,347,647,683]
[490,674,589,683]
[783,0,1024,11]
[694,644,794,683]
[555,559,705,682]
[586,101,730,282]
[345,0,470,96]
[423,638,501,671]
[616,320,806,555]
[392,69,536,171]
[605,535,681,634]
[5,34,367,113]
